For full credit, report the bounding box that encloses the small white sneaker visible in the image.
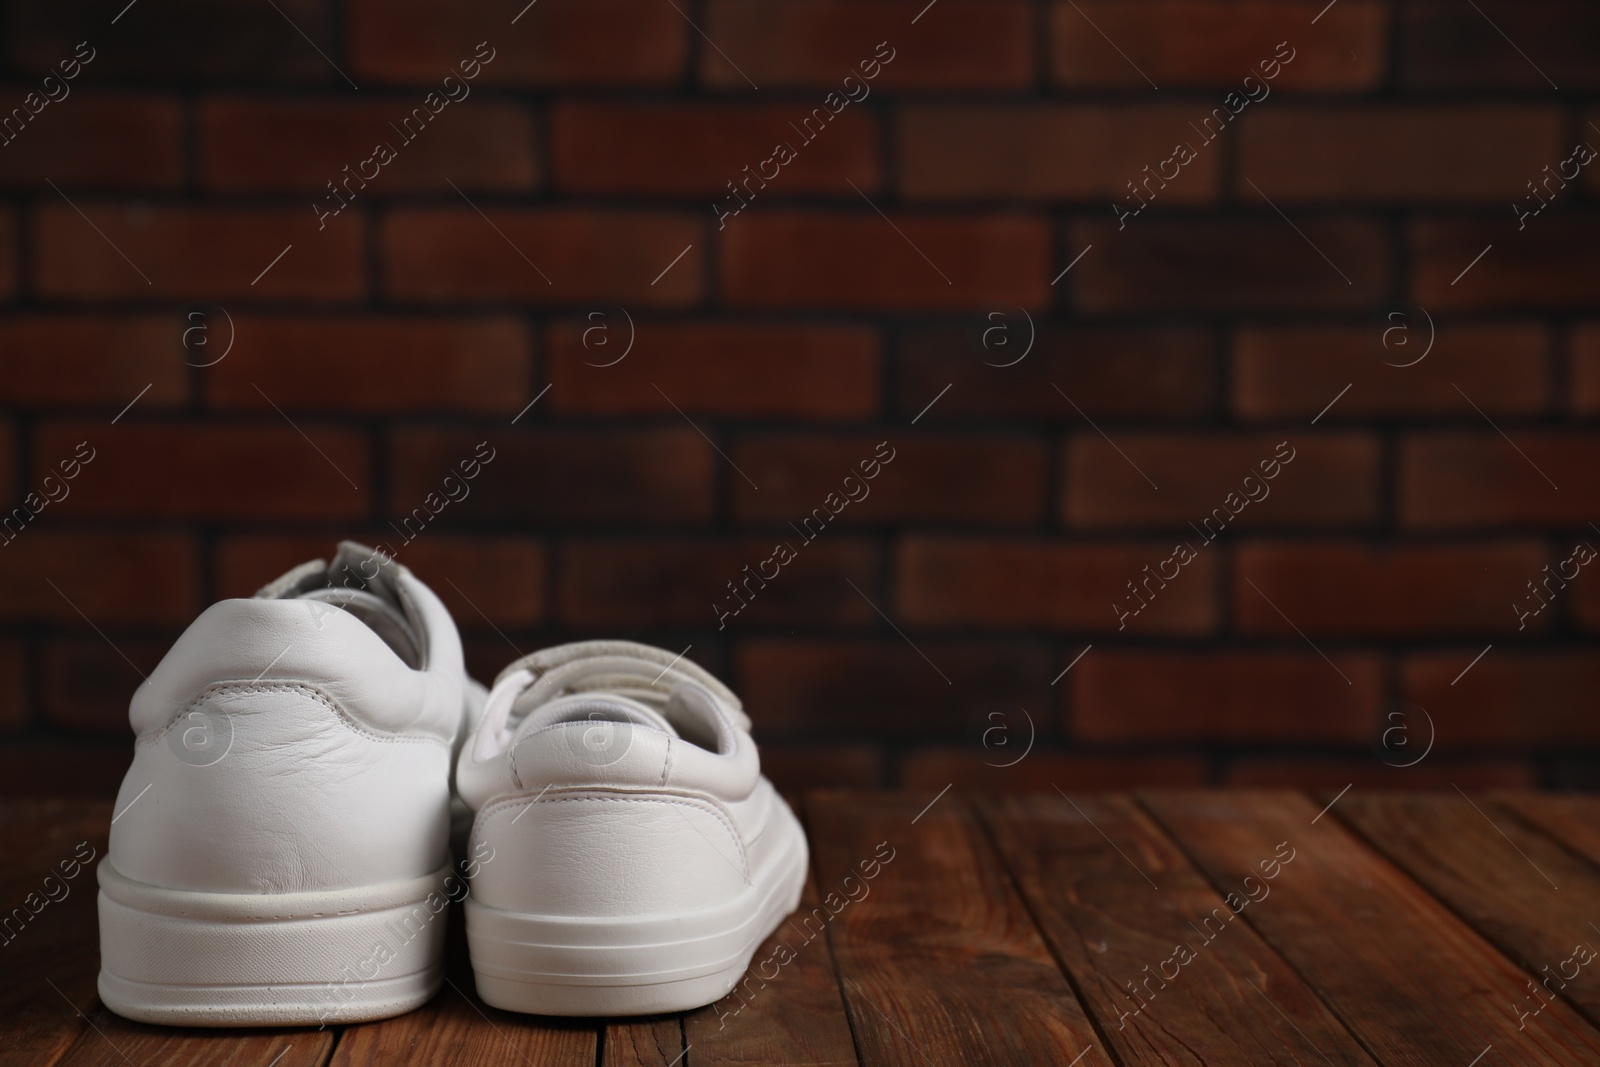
[456,640,809,1016]
[97,542,485,1027]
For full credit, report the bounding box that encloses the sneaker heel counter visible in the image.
[109,682,450,894]
[470,789,750,919]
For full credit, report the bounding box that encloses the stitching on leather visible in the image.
[507,735,523,790]
[482,790,749,874]
[139,681,441,749]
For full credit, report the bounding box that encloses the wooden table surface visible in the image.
[5,790,1599,1066]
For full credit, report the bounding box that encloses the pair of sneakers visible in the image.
[97,542,809,1026]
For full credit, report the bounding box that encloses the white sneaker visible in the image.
[97,542,485,1027]
[456,640,809,1016]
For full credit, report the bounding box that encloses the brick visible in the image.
[1066,433,1377,531]
[546,321,879,420]
[1072,218,1389,313]
[396,538,548,628]
[1235,323,1550,420]
[1073,651,1382,744]
[350,0,684,87]
[217,535,547,627]
[1404,651,1600,745]
[551,103,877,196]
[34,205,364,301]
[702,1,1032,90]
[0,533,197,625]
[41,638,170,734]
[0,94,182,189]
[1223,758,1537,789]
[1588,113,1600,199]
[559,539,877,628]
[898,106,1221,203]
[759,745,884,791]
[206,317,531,414]
[1400,433,1600,529]
[0,639,24,731]
[215,535,342,599]
[0,316,188,409]
[1240,107,1562,202]
[0,421,13,505]
[9,0,334,83]
[1050,1,1385,90]
[1572,325,1600,415]
[1574,552,1600,633]
[200,98,537,193]
[1413,219,1600,312]
[462,636,534,695]
[383,209,701,306]
[34,422,369,521]
[1403,1,1600,89]
[736,640,1053,737]
[900,749,1208,790]
[390,429,712,525]
[896,539,1218,635]
[898,325,1215,423]
[1235,541,1547,637]
[723,212,1050,311]
[0,741,130,797]
[0,207,14,299]
[732,434,1048,527]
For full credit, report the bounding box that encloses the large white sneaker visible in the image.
[457,640,809,1016]
[98,542,483,1027]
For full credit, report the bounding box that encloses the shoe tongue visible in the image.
[508,692,678,746]
[256,541,424,668]
[300,587,421,667]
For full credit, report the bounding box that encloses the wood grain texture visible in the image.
[602,1017,682,1067]
[11,794,1600,1066]
[328,907,596,1067]
[1332,791,1600,1032]
[1143,789,1600,1066]
[55,1025,332,1067]
[979,793,1378,1066]
[327,975,595,1067]
[682,865,859,1067]
[0,800,114,1067]
[807,790,1098,1066]
[1495,792,1600,869]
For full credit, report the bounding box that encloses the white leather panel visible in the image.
[470,788,749,919]
[110,682,450,894]
[131,597,461,743]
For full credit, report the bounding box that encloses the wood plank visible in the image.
[3,801,335,1067]
[602,1017,683,1066]
[978,793,1378,1066]
[682,864,860,1067]
[1143,790,1600,1066]
[54,1025,332,1067]
[328,907,596,1066]
[807,790,1099,1066]
[0,800,114,1067]
[1332,791,1600,1033]
[1494,792,1600,870]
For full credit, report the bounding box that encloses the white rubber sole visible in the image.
[97,858,454,1027]
[465,813,809,1016]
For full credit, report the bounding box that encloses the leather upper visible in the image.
[460,641,786,919]
[108,543,472,895]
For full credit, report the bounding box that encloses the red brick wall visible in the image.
[2,0,1596,793]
